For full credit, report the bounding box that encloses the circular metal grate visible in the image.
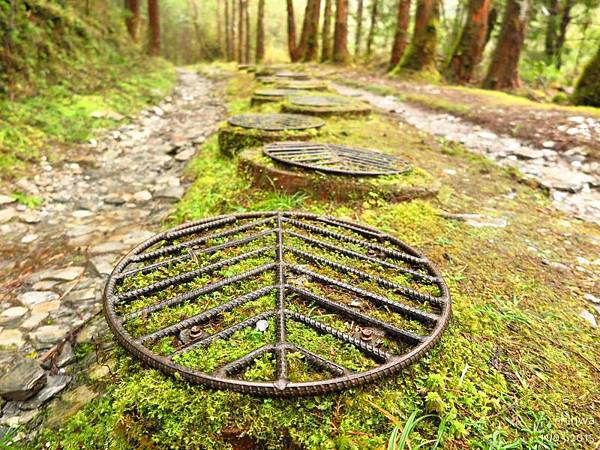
[275,71,310,80]
[253,89,308,98]
[277,80,328,90]
[104,211,451,396]
[227,114,325,132]
[289,95,352,108]
[263,142,411,176]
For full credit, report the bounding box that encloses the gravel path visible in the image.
[334,83,600,225]
[0,68,225,428]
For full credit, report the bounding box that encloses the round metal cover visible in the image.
[263,142,411,176]
[254,89,307,98]
[275,71,310,80]
[104,211,451,396]
[278,80,328,90]
[290,95,352,108]
[227,114,325,131]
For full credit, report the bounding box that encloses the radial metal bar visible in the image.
[288,285,425,346]
[131,217,275,263]
[288,265,439,324]
[275,213,288,382]
[291,345,348,376]
[216,345,276,376]
[283,218,425,266]
[125,263,278,319]
[286,246,444,307]
[286,310,391,362]
[136,285,275,345]
[117,246,275,303]
[170,311,274,357]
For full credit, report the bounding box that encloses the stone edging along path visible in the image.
[0,68,226,429]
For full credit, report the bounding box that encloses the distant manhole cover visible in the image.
[275,71,310,80]
[263,142,411,175]
[278,80,328,91]
[254,89,307,98]
[104,211,451,396]
[290,95,352,108]
[228,114,325,132]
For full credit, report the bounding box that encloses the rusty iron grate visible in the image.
[263,142,411,176]
[289,95,352,108]
[103,211,451,396]
[275,71,310,80]
[253,89,308,98]
[277,80,328,90]
[227,113,325,132]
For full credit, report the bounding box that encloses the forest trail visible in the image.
[0,69,224,401]
[333,82,600,225]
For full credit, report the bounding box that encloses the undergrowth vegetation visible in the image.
[32,66,600,449]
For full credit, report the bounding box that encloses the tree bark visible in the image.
[554,0,573,68]
[447,0,491,83]
[125,0,140,42]
[389,0,411,69]
[572,43,600,106]
[332,0,350,64]
[400,0,440,72]
[237,0,244,63]
[231,0,237,61]
[225,0,232,60]
[354,0,364,58]
[244,0,251,63]
[147,0,160,56]
[255,0,265,63]
[321,0,333,61]
[544,0,559,63]
[482,0,529,89]
[299,0,322,61]
[216,0,224,58]
[286,0,300,61]
[484,6,497,46]
[366,0,379,58]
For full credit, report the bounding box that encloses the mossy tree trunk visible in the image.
[333,0,351,64]
[255,0,265,63]
[354,0,364,58]
[555,0,574,68]
[366,0,379,59]
[225,0,232,60]
[147,0,160,56]
[447,0,491,83]
[298,0,322,62]
[286,0,300,61]
[125,0,140,42]
[237,0,245,63]
[244,0,250,63]
[216,0,224,57]
[544,0,559,63]
[321,0,334,61]
[400,0,440,73]
[484,6,497,46]
[389,0,412,70]
[482,0,528,89]
[231,0,237,61]
[572,44,600,106]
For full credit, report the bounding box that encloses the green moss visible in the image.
[572,45,600,107]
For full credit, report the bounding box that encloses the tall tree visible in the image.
[554,0,574,68]
[544,0,559,63]
[299,0,322,61]
[400,0,440,72]
[354,0,364,58]
[237,0,244,63]
[225,0,232,60]
[333,0,351,63]
[216,0,224,58]
[125,0,140,42]
[321,0,334,61]
[482,0,529,89]
[231,0,237,61]
[244,0,251,63]
[255,0,265,63]
[446,0,491,83]
[366,0,379,58]
[286,0,300,61]
[572,43,600,106]
[147,0,160,56]
[389,0,411,69]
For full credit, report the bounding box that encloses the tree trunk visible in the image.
[225,0,232,60]
[484,6,497,46]
[354,0,364,58]
[299,0,322,61]
[286,0,300,61]
[400,0,440,72]
[321,0,333,61]
[147,0,160,56]
[366,0,379,58]
[125,0,140,42]
[389,0,411,69]
[482,0,528,89]
[447,0,491,83]
[332,0,350,64]
[554,0,573,68]
[216,0,224,58]
[255,0,265,62]
[231,0,237,61]
[572,43,600,106]
[244,0,251,63]
[237,0,244,63]
[544,0,559,63]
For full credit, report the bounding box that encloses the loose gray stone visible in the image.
[18,291,59,307]
[20,313,48,331]
[0,358,46,401]
[0,208,17,224]
[104,195,126,205]
[584,293,600,305]
[175,148,195,161]
[0,307,28,325]
[31,266,85,282]
[133,190,152,202]
[56,342,76,368]
[90,242,128,255]
[0,195,14,205]
[580,310,598,328]
[155,186,184,201]
[89,256,116,276]
[0,329,24,347]
[30,325,70,349]
[20,375,72,410]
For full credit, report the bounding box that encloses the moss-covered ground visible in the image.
[31,65,599,449]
